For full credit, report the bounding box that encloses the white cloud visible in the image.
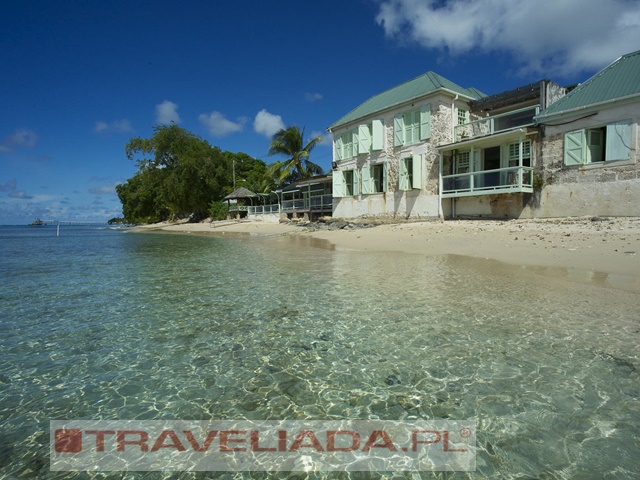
[155,100,181,125]
[10,128,37,147]
[310,130,332,146]
[376,0,640,77]
[305,92,324,102]
[198,111,244,137]
[94,119,134,133]
[253,109,285,137]
[9,190,33,199]
[1,128,38,151]
[0,178,17,192]
[89,179,122,195]
[89,185,117,195]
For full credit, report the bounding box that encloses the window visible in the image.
[335,129,357,161]
[403,110,420,144]
[361,163,388,194]
[332,169,359,197]
[458,109,468,125]
[507,140,531,167]
[399,155,422,191]
[358,119,384,154]
[336,119,384,160]
[455,151,470,174]
[371,164,386,193]
[394,105,431,146]
[564,120,632,166]
[586,128,604,162]
[344,170,355,196]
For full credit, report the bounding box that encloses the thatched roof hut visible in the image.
[224,187,257,200]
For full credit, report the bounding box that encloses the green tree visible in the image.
[222,152,269,195]
[116,168,166,223]
[117,125,267,223]
[266,126,323,187]
[122,125,227,221]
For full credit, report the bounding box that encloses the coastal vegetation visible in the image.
[116,125,270,223]
[266,126,323,187]
[116,124,325,224]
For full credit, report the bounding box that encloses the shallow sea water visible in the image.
[0,226,638,479]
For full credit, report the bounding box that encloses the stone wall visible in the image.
[530,100,640,217]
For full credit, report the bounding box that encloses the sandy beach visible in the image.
[132,217,640,291]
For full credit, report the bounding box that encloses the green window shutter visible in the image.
[394,114,404,146]
[606,120,632,161]
[358,124,371,153]
[332,170,344,197]
[361,165,371,194]
[412,153,422,189]
[382,161,388,192]
[420,105,431,140]
[352,130,359,156]
[335,135,343,161]
[353,168,360,196]
[564,130,585,166]
[399,159,409,191]
[372,119,384,150]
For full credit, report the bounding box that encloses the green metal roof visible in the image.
[328,71,485,130]
[537,50,640,121]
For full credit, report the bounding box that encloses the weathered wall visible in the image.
[531,100,640,217]
[445,193,536,219]
[544,81,567,109]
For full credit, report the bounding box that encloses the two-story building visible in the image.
[328,50,639,220]
[438,79,567,218]
[328,72,484,220]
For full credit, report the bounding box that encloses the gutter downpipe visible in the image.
[438,153,444,220]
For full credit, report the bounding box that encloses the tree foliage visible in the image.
[117,125,267,223]
[266,126,323,187]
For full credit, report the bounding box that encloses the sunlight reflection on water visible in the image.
[0,227,638,478]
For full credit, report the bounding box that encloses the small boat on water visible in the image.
[29,218,45,226]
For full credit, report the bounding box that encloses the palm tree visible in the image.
[266,126,323,186]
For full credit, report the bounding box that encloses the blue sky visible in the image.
[1,0,639,224]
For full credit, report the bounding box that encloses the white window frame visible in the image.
[455,151,470,174]
[507,140,531,167]
[458,108,468,126]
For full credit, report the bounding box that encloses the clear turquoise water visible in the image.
[0,225,639,479]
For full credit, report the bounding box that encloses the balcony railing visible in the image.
[441,166,534,198]
[228,205,249,212]
[281,194,333,212]
[245,194,333,215]
[454,105,539,142]
[244,204,280,215]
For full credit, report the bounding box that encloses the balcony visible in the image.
[281,194,333,212]
[246,204,281,215]
[441,166,534,198]
[454,105,539,142]
[245,194,333,215]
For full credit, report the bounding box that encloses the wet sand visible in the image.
[132,217,640,291]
